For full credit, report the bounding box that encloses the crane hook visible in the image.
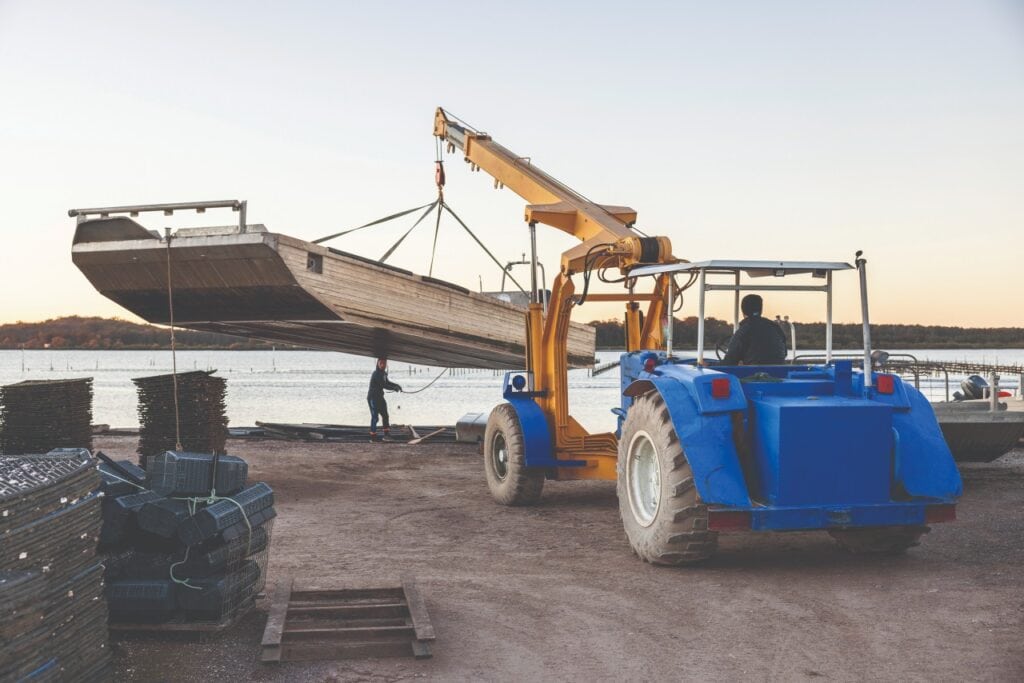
[435,161,446,189]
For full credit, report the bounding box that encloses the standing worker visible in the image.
[368,357,403,442]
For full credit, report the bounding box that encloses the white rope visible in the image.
[165,232,183,451]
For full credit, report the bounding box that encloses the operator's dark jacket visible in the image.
[367,368,402,400]
[722,315,788,365]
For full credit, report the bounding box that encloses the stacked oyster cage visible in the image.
[0,449,110,681]
[99,450,274,625]
[133,371,228,466]
[0,378,93,454]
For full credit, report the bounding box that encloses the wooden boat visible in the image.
[71,217,595,369]
[933,400,1024,462]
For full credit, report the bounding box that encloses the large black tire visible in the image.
[828,526,929,554]
[617,392,718,565]
[483,403,545,506]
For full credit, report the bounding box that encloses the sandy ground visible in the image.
[96,435,1024,682]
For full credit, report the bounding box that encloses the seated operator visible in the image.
[721,294,788,365]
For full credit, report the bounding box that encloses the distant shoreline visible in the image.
[2,315,1022,352]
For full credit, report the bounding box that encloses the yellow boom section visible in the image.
[433,107,677,479]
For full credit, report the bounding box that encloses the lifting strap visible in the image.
[312,202,436,244]
[442,202,525,293]
[379,200,439,262]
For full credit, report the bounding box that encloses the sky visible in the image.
[1,0,1022,328]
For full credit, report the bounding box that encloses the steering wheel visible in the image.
[715,335,733,360]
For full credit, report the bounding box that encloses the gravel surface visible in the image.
[96,436,1024,682]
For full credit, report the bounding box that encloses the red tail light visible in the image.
[998,390,1012,398]
[711,377,731,399]
[876,374,895,395]
[925,504,956,524]
[708,510,751,531]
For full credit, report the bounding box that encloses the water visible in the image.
[1,349,1022,432]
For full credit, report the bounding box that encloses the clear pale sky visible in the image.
[1,1,1022,328]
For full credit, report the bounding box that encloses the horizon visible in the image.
[2,1,1022,328]
[4,313,1024,331]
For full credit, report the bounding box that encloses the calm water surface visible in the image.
[1,349,1022,432]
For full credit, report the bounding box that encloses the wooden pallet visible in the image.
[109,598,255,636]
[261,576,435,662]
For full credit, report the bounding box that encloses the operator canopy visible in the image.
[629,260,854,278]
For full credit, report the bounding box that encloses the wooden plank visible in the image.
[281,641,413,661]
[401,577,436,641]
[410,640,433,659]
[290,587,405,602]
[260,578,293,663]
[407,428,446,445]
[287,603,408,619]
[285,617,409,630]
[283,625,415,642]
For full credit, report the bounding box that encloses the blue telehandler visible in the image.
[435,109,961,564]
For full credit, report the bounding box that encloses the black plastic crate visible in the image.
[99,459,147,498]
[179,524,271,577]
[105,579,177,623]
[222,506,276,543]
[147,451,247,498]
[178,483,273,546]
[111,489,162,517]
[177,560,261,621]
[137,499,192,539]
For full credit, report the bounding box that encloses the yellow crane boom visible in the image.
[434,108,678,479]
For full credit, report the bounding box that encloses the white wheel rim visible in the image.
[627,430,661,527]
[491,432,509,481]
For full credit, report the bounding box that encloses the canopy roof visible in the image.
[630,259,854,278]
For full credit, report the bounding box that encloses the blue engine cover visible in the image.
[750,395,892,506]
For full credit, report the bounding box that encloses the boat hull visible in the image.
[71,221,596,369]
[933,401,1024,462]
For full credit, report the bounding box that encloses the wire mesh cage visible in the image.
[0,450,110,681]
[176,518,273,622]
[0,379,93,455]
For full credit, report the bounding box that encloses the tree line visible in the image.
[0,317,272,350]
[1,315,1021,351]
[588,317,1024,350]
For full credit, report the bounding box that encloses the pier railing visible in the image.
[794,352,1023,401]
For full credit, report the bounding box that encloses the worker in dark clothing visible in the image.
[721,294,788,365]
[368,358,402,442]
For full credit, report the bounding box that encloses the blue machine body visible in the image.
[495,353,961,532]
[616,352,962,531]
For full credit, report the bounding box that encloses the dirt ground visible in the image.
[96,435,1024,682]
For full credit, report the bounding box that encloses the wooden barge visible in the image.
[70,216,595,369]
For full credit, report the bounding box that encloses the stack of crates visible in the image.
[100,450,274,624]
[133,371,228,467]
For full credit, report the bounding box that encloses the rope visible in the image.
[169,492,255,590]
[427,201,444,277]
[398,367,450,394]
[380,200,438,262]
[170,546,202,591]
[441,202,526,293]
[165,233,183,451]
[312,202,436,244]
